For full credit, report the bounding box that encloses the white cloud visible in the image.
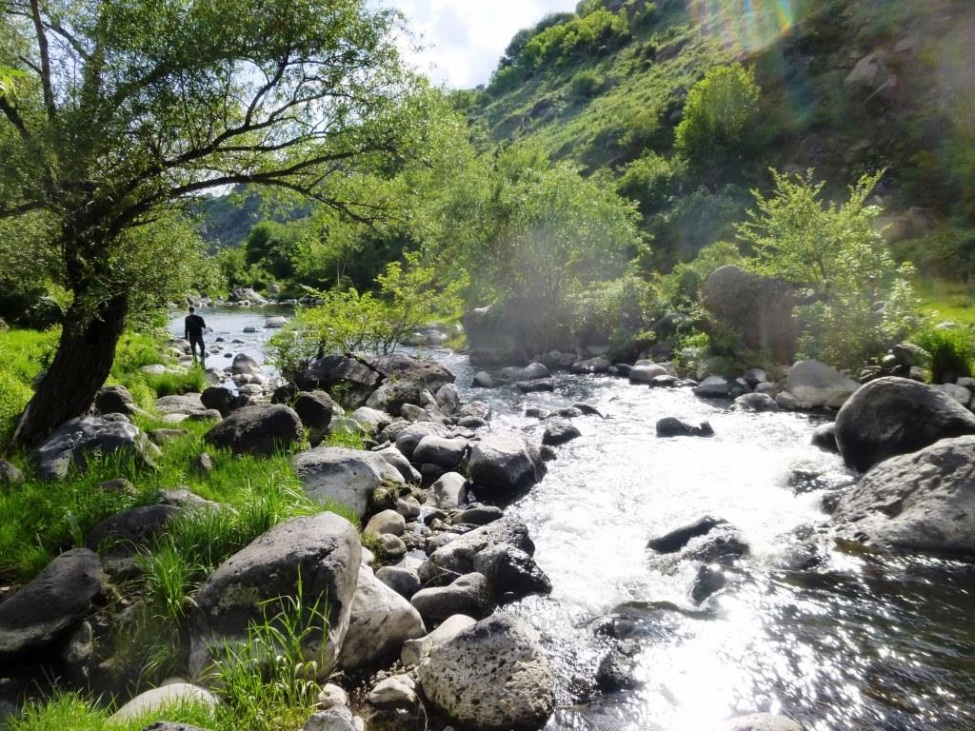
[383,0,580,88]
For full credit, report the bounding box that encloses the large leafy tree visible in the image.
[0,0,422,447]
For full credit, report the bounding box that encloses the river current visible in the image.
[175,308,975,731]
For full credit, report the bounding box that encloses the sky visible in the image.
[382,0,581,89]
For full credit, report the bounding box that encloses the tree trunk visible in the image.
[10,293,129,450]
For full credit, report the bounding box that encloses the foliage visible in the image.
[569,274,660,359]
[570,70,603,99]
[7,691,217,731]
[0,328,59,441]
[653,240,744,311]
[269,251,466,373]
[675,63,762,170]
[909,325,975,383]
[738,169,918,368]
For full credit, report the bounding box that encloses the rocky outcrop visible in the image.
[0,549,104,656]
[833,435,975,557]
[29,416,158,480]
[702,265,797,362]
[418,614,555,730]
[418,518,535,586]
[189,512,361,678]
[202,404,303,456]
[293,447,405,519]
[834,377,975,472]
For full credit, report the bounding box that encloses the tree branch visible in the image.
[28,0,57,123]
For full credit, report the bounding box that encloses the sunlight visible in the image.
[689,0,795,54]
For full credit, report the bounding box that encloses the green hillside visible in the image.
[460,0,975,274]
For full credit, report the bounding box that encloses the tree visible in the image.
[0,0,423,447]
[737,169,916,367]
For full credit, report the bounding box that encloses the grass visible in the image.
[915,278,975,327]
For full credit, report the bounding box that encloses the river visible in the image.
[174,307,975,731]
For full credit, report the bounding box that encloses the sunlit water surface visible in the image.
[180,309,975,731]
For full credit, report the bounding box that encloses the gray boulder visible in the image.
[419,517,534,585]
[364,509,406,537]
[362,674,427,731]
[304,706,359,731]
[294,446,404,519]
[834,376,975,472]
[571,356,612,374]
[94,385,139,416]
[155,393,208,416]
[200,386,237,416]
[467,432,546,497]
[542,420,581,446]
[811,423,838,453]
[783,360,861,409]
[733,393,780,412]
[231,353,262,375]
[629,363,668,384]
[0,459,24,489]
[394,423,450,461]
[647,516,726,553]
[693,376,731,398]
[656,417,714,438]
[29,416,158,480]
[203,404,303,456]
[189,512,361,678]
[410,573,494,627]
[833,435,975,556]
[337,566,426,671]
[721,714,806,731]
[413,436,469,470]
[348,406,391,436]
[426,471,468,510]
[292,391,336,447]
[0,548,104,656]
[435,383,461,415]
[85,504,180,576]
[296,355,382,407]
[376,566,422,600]
[109,683,219,722]
[418,614,555,730]
[377,447,422,485]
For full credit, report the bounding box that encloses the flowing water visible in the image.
[175,308,975,731]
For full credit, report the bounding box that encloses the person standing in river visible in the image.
[184,306,207,365]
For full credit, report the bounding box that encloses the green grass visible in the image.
[7,691,219,731]
[915,279,975,327]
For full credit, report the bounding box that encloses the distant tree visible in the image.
[0,0,424,448]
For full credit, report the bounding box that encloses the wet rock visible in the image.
[571,356,612,374]
[0,548,104,656]
[230,353,262,376]
[811,423,838,453]
[629,363,668,384]
[783,359,860,409]
[436,383,461,415]
[419,517,535,586]
[832,435,975,557]
[691,564,727,603]
[721,713,806,731]
[655,417,714,438]
[693,376,732,398]
[472,371,495,388]
[516,378,555,393]
[647,516,726,553]
[651,374,681,388]
[418,613,555,730]
[683,524,750,565]
[472,543,552,601]
[394,423,450,461]
[596,644,642,692]
[413,436,469,471]
[467,432,547,497]
[733,393,780,412]
[203,404,303,457]
[542,420,582,446]
[834,376,975,472]
[453,505,504,526]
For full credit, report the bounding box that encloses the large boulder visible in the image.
[783,360,861,410]
[401,614,477,667]
[94,385,139,416]
[189,512,361,678]
[230,353,262,376]
[467,433,546,497]
[418,614,555,730]
[200,386,237,416]
[0,548,104,656]
[29,416,158,480]
[413,436,469,471]
[202,404,303,456]
[834,377,975,472]
[337,566,426,671]
[155,393,209,416]
[293,447,405,519]
[394,423,450,461]
[292,391,336,447]
[109,683,219,723]
[702,265,797,362]
[833,435,975,556]
[85,504,181,576]
[472,544,553,601]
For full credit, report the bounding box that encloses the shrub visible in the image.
[675,63,761,168]
[570,70,602,98]
[910,325,975,383]
[570,274,660,360]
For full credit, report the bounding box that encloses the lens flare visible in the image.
[689,0,796,54]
